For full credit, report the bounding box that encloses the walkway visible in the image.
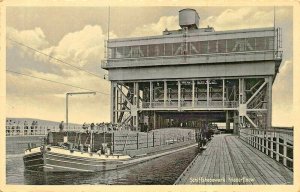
[175,134,293,185]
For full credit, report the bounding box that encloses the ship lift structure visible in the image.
[101,8,283,133]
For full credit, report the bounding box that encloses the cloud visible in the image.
[6,69,111,123]
[6,25,112,123]
[201,7,274,31]
[45,25,106,67]
[272,60,293,126]
[130,15,178,37]
[7,26,50,50]
[7,25,116,73]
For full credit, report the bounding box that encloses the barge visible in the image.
[23,130,197,172]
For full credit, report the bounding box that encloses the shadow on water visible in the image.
[9,146,198,185]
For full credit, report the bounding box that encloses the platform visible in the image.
[175,134,293,185]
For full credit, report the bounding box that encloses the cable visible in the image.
[6,69,109,95]
[7,38,106,79]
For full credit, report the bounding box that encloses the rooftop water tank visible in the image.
[179,8,200,29]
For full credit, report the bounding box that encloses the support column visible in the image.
[116,85,119,121]
[192,80,195,108]
[207,79,210,108]
[134,82,139,106]
[233,111,239,135]
[153,111,156,130]
[178,80,181,110]
[110,82,116,124]
[222,79,225,108]
[226,110,230,131]
[150,81,153,108]
[238,78,245,127]
[266,131,269,156]
[267,76,273,129]
[164,81,167,107]
[134,82,139,131]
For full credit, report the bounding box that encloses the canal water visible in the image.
[6,146,198,185]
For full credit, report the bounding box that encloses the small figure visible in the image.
[90,123,95,131]
[82,122,87,130]
[59,121,64,132]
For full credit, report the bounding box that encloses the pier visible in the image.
[175,128,293,185]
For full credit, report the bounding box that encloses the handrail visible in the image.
[239,127,293,170]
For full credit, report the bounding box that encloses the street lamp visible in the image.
[66,91,96,130]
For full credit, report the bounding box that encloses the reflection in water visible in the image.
[8,146,198,185]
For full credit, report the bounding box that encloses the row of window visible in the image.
[108,36,274,59]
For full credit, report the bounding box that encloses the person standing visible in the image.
[90,123,95,131]
[59,121,64,132]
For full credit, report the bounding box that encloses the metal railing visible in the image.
[239,127,293,170]
[102,50,279,68]
[113,130,195,152]
[141,100,238,109]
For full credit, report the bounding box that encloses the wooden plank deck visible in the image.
[175,134,293,185]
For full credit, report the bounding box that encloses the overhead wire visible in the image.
[6,69,109,95]
[7,37,107,79]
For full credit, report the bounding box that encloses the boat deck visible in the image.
[175,134,293,185]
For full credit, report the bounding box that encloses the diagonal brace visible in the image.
[246,82,267,105]
[116,85,133,106]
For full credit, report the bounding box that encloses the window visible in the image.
[131,46,141,58]
[245,38,255,51]
[140,45,148,57]
[256,37,266,50]
[165,43,173,56]
[149,44,164,57]
[266,36,274,50]
[218,40,226,53]
[124,46,131,58]
[173,43,184,56]
[189,42,200,55]
[209,40,218,53]
[199,41,208,54]
[116,47,124,58]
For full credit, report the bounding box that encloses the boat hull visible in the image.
[23,147,129,172]
[23,143,197,172]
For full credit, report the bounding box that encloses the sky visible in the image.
[5,6,293,126]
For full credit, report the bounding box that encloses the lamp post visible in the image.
[66,91,96,130]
